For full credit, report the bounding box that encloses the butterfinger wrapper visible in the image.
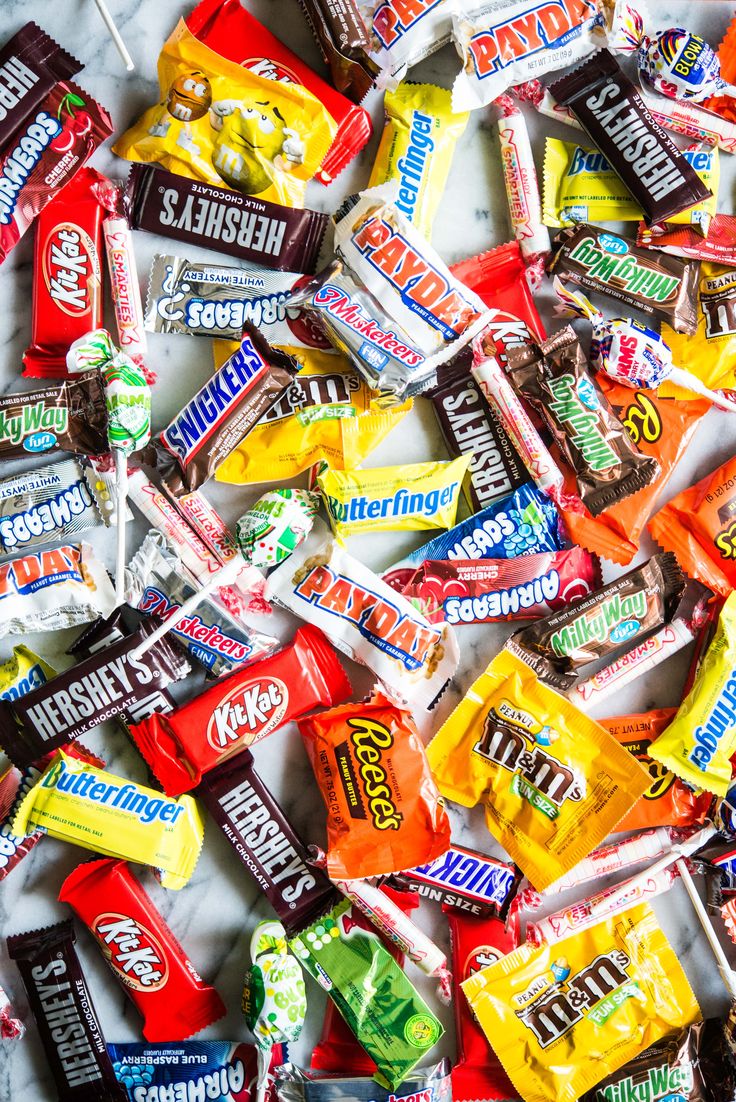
[237,488,319,568]
[266,520,459,711]
[0,646,55,702]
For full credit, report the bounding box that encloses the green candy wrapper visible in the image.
[289,899,443,1090]
[237,488,319,569]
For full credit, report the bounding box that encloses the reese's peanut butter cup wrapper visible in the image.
[426,649,650,891]
[462,902,700,1102]
[649,454,736,599]
[299,691,451,879]
[649,592,736,797]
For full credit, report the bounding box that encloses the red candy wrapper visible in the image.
[450,241,546,347]
[0,79,111,266]
[637,215,736,266]
[402,547,601,626]
[129,626,352,796]
[22,167,111,379]
[445,905,519,1102]
[59,858,226,1042]
[186,0,371,185]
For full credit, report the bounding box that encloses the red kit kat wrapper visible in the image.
[59,859,226,1043]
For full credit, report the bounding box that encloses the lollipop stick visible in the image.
[92,0,135,71]
[114,450,128,606]
[668,367,736,413]
[676,858,736,1000]
[254,1047,270,1102]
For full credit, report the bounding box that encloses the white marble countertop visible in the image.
[1,1,736,1099]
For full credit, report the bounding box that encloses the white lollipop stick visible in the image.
[114,450,128,606]
[131,557,243,660]
[676,857,736,1001]
[92,0,135,71]
[666,367,736,413]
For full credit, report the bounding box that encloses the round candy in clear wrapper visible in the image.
[236,488,319,569]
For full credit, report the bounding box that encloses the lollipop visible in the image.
[242,920,307,1102]
[67,329,151,602]
[553,277,736,411]
[236,488,319,569]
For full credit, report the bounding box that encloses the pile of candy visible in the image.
[5,1,736,1100]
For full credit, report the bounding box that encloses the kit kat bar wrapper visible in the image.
[0,622,190,769]
[549,49,711,226]
[197,748,340,936]
[125,165,329,273]
[0,23,81,149]
[391,844,521,919]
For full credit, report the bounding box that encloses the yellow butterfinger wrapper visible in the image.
[0,645,55,699]
[426,649,650,890]
[318,455,471,539]
[12,750,204,890]
[214,344,412,485]
[368,82,469,239]
[649,592,736,797]
[660,263,736,400]
[113,21,336,208]
[542,138,718,234]
[462,902,700,1102]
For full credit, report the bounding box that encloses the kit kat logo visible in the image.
[468,0,597,79]
[92,913,168,991]
[42,222,99,316]
[207,677,288,751]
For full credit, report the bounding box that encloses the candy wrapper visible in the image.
[113,19,336,208]
[0,981,23,1041]
[462,902,700,1102]
[103,188,148,371]
[0,457,113,556]
[276,1061,452,1102]
[266,521,459,711]
[109,1041,282,1102]
[361,0,453,89]
[394,845,519,919]
[660,263,736,401]
[638,215,736,264]
[0,24,81,152]
[236,489,319,569]
[426,648,651,891]
[495,94,550,278]
[0,371,108,460]
[0,645,55,702]
[299,691,451,879]
[243,920,307,1102]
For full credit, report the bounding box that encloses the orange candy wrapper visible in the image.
[600,710,712,833]
[557,378,709,565]
[649,454,736,598]
[298,692,451,880]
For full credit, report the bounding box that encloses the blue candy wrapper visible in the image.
[109,1041,285,1102]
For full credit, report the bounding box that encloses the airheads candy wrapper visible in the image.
[426,648,650,891]
[660,263,736,401]
[649,592,736,797]
[0,457,111,556]
[215,344,412,486]
[601,710,712,833]
[298,691,451,879]
[382,482,565,594]
[112,20,336,208]
[649,454,736,599]
[109,1040,283,1102]
[266,521,459,711]
[462,902,700,1102]
[368,82,468,238]
[289,897,444,1090]
[0,645,55,701]
[276,1059,452,1102]
[318,455,470,540]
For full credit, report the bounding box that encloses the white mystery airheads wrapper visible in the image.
[359,0,455,88]
[265,520,459,711]
[0,542,117,639]
[450,0,608,112]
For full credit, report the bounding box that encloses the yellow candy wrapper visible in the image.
[659,263,736,400]
[543,139,718,235]
[0,645,55,701]
[113,21,336,208]
[462,902,700,1102]
[368,82,469,239]
[426,649,650,890]
[12,750,204,890]
[649,592,736,797]
[317,455,471,540]
[214,344,412,485]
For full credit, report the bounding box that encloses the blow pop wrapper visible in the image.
[298,691,451,879]
[648,592,736,797]
[236,488,319,568]
[462,902,700,1102]
[67,328,151,452]
[113,19,336,208]
[426,648,651,891]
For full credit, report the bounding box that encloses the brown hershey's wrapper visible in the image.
[550,49,711,226]
[0,23,82,150]
[197,749,340,936]
[0,372,109,459]
[0,622,190,769]
[125,164,328,273]
[509,551,685,688]
[546,224,700,334]
[295,0,375,103]
[7,919,126,1102]
[506,327,659,516]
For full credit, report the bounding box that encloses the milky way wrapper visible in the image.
[426,649,650,891]
[648,592,736,798]
[266,522,459,711]
[462,902,700,1102]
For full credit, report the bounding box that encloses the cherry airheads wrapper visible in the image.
[129,625,352,796]
[0,23,81,150]
[59,859,226,1043]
